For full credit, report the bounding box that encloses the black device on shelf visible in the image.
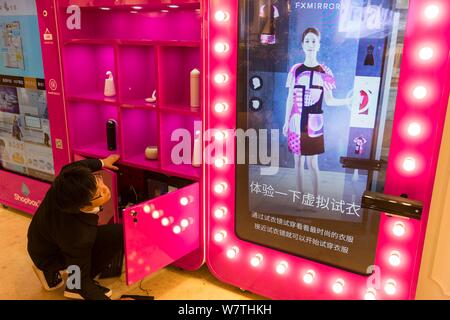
[361,191,423,220]
[106,119,117,151]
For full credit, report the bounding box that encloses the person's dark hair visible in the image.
[53,166,97,212]
[0,139,5,147]
[302,27,320,42]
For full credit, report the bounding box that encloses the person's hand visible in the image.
[283,122,289,137]
[102,154,120,170]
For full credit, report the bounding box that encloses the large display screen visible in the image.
[236,0,409,274]
[0,0,54,182]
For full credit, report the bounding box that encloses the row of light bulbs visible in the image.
[140,196,192,234]
[210,3,439,300]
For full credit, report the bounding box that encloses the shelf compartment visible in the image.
[118,45,157,105]
[158,45,200,110]
[68,93,118,105]
[59,6,201,42]
[120,108,159,171]
[159,112,201,180]
[67,102,120,158]
[63,43,117,100]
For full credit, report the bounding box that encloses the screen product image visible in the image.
[235,0,408,274]
[0,22,25,70]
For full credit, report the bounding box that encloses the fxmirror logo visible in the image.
[13,183,41,208]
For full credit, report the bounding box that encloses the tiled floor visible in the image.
[0,206,264,300]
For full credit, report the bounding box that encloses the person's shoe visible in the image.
[93,280,113,298]
[63,282,112,300]
[63,287,84,300]
[31,264,64,291]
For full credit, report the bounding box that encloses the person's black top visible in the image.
[27,159,108,300]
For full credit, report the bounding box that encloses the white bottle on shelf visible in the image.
[192,130,202,167]
[104,71,116,97]
[190,68,200,108]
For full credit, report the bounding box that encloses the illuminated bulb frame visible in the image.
[205,0,450,300]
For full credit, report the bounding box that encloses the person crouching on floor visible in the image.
[27,155,123,300]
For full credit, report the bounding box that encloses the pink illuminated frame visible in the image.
[205,0,450,299]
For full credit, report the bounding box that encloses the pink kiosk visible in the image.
[0,0,448,300]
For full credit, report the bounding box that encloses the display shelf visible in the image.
[120,108,159,170]
[59,5,201,42]
[73,143,118,159]
[120,100,157,110]
[120,155,159,172]
[63,44,117,99]
[68,93,118,105]
[159,112,201,180]
[158,45,201,109]
[118,45,157,104]
[67,102,120,157]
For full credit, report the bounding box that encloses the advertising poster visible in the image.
[0,0,54,181]
[236,0,402,274]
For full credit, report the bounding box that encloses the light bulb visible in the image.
[180,197,189,206]
[100,7,111,11]
[152,210,162,219]
[215,11,230,22]
[413,86,428,100]
[214,102,229,113]
[214,182,228,194]
[276,261,288,275]
[407,122,421,137]
[332,279,345,294]
[214,73,229,84]
[215,130,228,141]
[173,225,182,234]
[161,10,169,13]
[180,219,190,228]
[393,222,406,237]
[214,231,227,242]
[214,157,227,168]
[403,157,416,172]
[226,246,239,259]
[215,42,230,53]
[132,6,142,10]
[424,5,440,20]
[168,5,179,9]
[250,254,263,267]
[385,279,397,295]
[214,207,227,219]
[161,217,174,227]
[364,288,377,300]
[143,205,151,214]
[389,251,401,267]
[419,47,434,61]
[303,270,316,284]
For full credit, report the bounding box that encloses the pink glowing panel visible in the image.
[0,170,50,215]
[205,0,450,299]
[123,182,200,285]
